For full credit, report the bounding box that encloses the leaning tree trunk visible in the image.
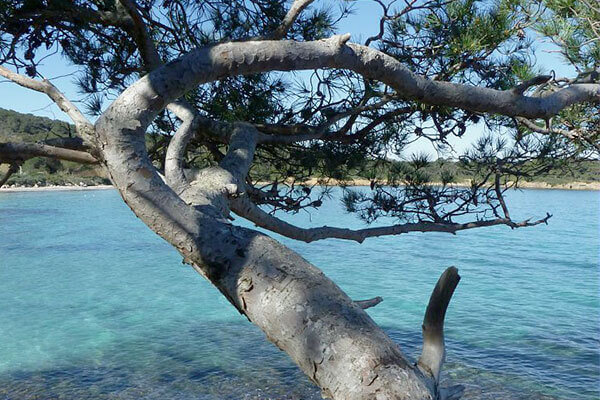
[93,37,473,400]
[95,119,442,399]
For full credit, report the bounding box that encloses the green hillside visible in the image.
[0,108,109,187]
[0,108,598,188]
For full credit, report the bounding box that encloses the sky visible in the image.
[0,0,576,158]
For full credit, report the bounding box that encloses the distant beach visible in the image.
[293,178,600,191]
[1,180,598,192]
[0,184,113,192]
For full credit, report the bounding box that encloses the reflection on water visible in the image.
[0,188,598,399]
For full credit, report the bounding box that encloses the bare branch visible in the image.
[175,123,259,218]
[0,66,94,143]
[0,162,19,187]
[164,104,201,193]
[512,74,553,95]
[220,123,259,184]
[418,266,460,386]
[0,142,99,165]
[231,192,552,243]
[111,36,600,124]
[516,117,600,151]
[272,0,315,39]
[355,296,383,309]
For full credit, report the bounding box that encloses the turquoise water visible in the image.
[0,188,598,399]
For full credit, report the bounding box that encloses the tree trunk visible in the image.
[92,36,475,399]
[95,117,439,398]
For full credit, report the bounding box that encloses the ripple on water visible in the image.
[0,188,598,399]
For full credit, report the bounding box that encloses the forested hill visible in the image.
[0,108,598,189]
[0,108,108,187]
[0,108,75,142]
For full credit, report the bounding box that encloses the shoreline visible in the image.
[1,181,598,193]
[270,178,600,191]
[0,184,114,193]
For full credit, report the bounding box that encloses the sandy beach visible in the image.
[269,178,600,191]
[0,184,114,192]
[1,180,598,192]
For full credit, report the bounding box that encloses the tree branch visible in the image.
[0,142,99,165]
[117,0,162,69]
[231,192,552,243]
[0,162,19,187]
[355,296,383,309]
[512,74,553,95]
[164,104,201,193]
[516,117,600,151]
[271,0,315,39]
[110,35,599,124]
[175,123,259,218]
[0,66,95,144]
[418,267,460,386]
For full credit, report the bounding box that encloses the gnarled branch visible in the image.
[93,31,580,400]
[112,35,599,124]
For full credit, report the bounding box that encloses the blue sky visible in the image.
[0,0,576,157]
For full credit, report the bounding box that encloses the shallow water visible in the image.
[0,188,598,399]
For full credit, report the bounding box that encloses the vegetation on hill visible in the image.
[0,107,598,188]
[0,108,109,187]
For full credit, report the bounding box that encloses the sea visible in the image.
[0,188,598,399]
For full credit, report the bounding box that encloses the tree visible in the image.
[0,1,598,398]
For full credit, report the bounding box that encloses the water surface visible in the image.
[0,188,598,399]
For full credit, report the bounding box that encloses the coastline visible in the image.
[0,184,114,193]
[1,180,598,193]
[277,178,600,191]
